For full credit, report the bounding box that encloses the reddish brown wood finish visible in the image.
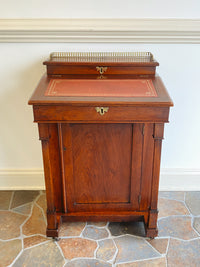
[29,54,173,238]
[29,75,172,106]
[33,105,170,123]
[61,123,142,213]
[38,123,59,237]
[45,65,157,77]
[43,56,159,77]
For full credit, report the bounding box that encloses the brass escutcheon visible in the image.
[96,66,108,75]
[95,107,109,116]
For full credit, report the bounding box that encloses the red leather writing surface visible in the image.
[45,79,157,97]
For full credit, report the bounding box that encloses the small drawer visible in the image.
[33,105,169,123]
[46,65,156,76]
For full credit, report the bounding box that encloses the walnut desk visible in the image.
[29,52,173,238]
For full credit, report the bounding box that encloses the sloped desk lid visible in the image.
[28,75,173,106]
[45,79,157,98]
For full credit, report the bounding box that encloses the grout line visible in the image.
[159,196,186,203]
[85,224,110,230]
[65,257,110,264]
[192,215,200,218]
[34,202,47,226]
[39,190,45,195]
[78,224,110,241]
[169,236,200,242]
[60,235,87,240]
[182,192,200,237]
[1,202,33,267]
[150,236,168,240]
[0,237,23,242]
[165,255,167,267]
[7,209,30,217]
[166,237,171,260]
[9,242,24,267]
[9,209,26,267]
[94,240,99,258]
[19,202,34,253]
[8,191,14,210]
[95,237,118,264]
[165,237,170,267]
[158,214,192,221]
[110,237,119,264]
[2,191,200,266]
[105,223,112,239]
[24,240,51,250]
[10,201,33,210]
[183,197,193,216]
[113,233,147,241]
[183,192,199,218]
[87,222,109,228]
[190,215,200,237]
[10,239,56,266]
[54,240,68,265]
[115,255,165,265]
[66,257,97,261]
[144,239,162,257]
[59,235,103,243]
[156,234,200,242]
[22,233,49,239]
[20,202,34,230]
[112,235,168,264]
[79,223,87,238]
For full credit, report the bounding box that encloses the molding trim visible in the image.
[0,19,200,43]
[0,169,45,190]
[0,168,199,190]
[160,168,200,191]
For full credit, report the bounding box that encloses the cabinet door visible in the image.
[61,123,143,212]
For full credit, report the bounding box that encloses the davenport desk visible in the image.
[29,52,173,238]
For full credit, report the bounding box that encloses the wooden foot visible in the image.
[145,227,158,238]
[146,209,158,238]
[46,208,59,238]
[46,224,59,238]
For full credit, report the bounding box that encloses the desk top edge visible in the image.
[28,75,173,107]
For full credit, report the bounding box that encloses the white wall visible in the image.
[1,42,200,169]
[0,0,200,189]
[0,0,200,18]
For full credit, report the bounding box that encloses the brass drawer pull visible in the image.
[96,66,107,75]
[95,107,109,116]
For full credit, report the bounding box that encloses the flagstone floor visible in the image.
[0,190,200,267]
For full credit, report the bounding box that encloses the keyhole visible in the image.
[101,108,104,114]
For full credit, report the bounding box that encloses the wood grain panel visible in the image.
[71,124,132,204]
[139,123,154,211]
[33,105,170,123]
[46,66,156,76]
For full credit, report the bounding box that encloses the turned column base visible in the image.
[46,224,59,238]
[145,227,158,238]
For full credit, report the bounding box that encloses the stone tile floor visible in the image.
[0,191,200,267]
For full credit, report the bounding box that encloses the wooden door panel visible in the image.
[71,123,132,204]
[61,123,142,212]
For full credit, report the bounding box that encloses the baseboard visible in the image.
[0,168,199,191]
[159,168,200,191]
[0,169,45,190]
[0,18,200,43]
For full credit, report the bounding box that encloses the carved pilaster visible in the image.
[38,123,58,235]
[146,123,164,236]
